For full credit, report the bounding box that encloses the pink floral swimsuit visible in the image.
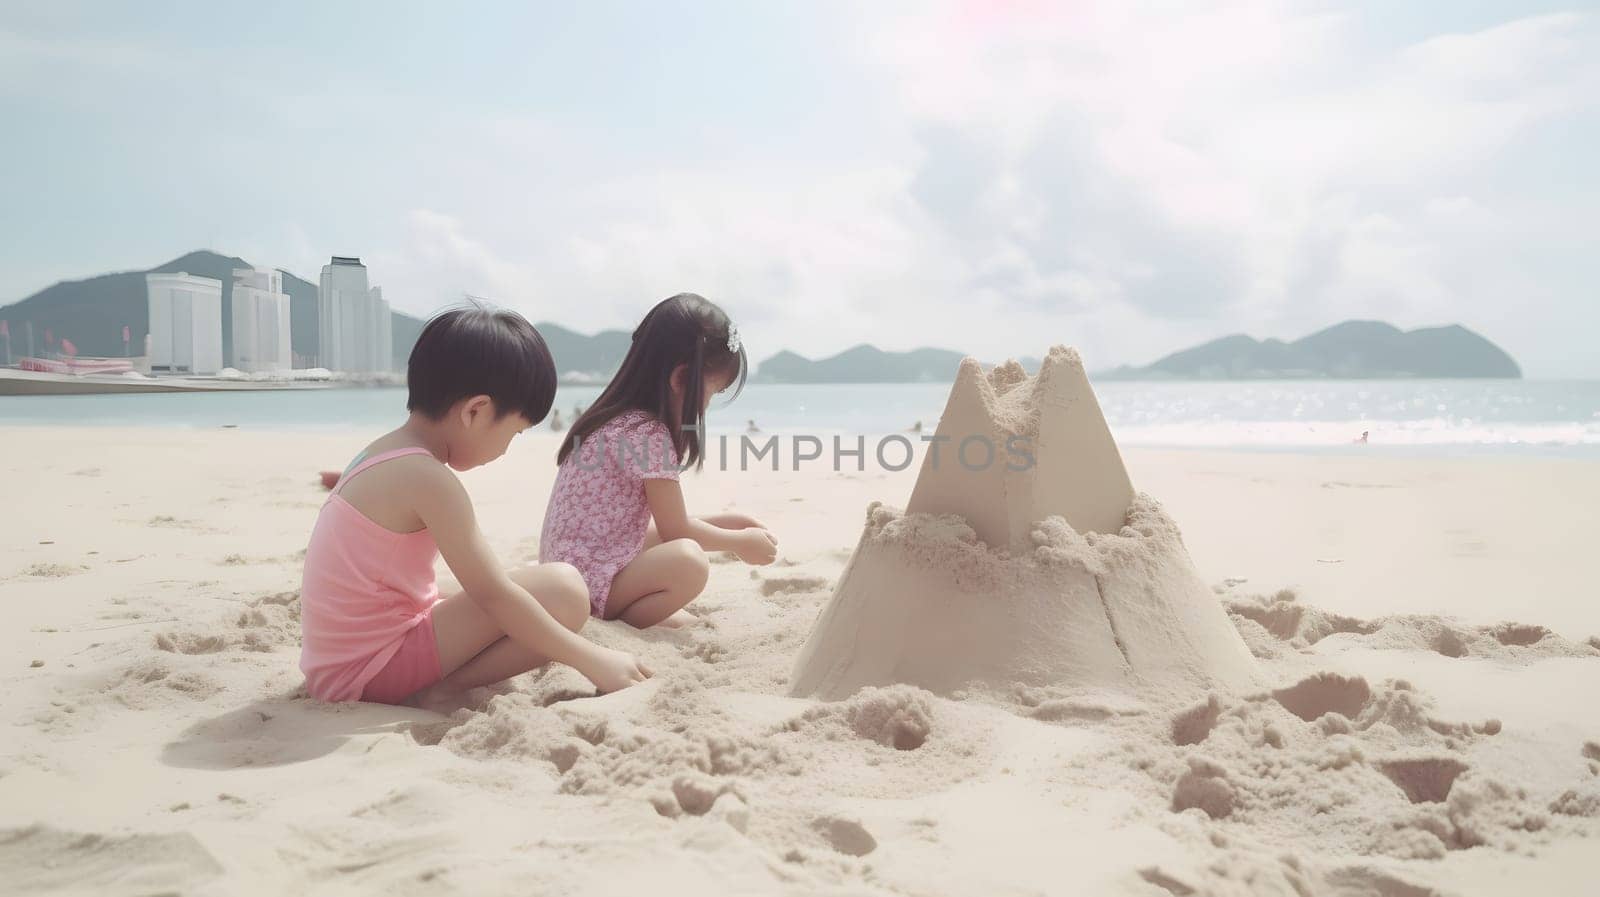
[540,409,682,617]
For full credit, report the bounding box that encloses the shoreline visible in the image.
[2,416,1596,461]
[5,378,1597,459]
[0,367,338,395]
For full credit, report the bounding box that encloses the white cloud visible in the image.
[8,3,1596,375]
[810,2,1599,368]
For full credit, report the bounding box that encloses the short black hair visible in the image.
[407,305,557,424]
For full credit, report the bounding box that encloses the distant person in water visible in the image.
[747,419,761,433]
[550,409,564,432]
[909,420,923,434]
[1354,430,1369,444]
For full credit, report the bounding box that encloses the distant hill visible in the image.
[1101,321,1521,380]
[535,322,633,382]
[0,249,643,378]
[0,250,423,370]
[755,345,968,384]
[4,263,1521,384]
[749,321,1518,383]
[1,250,248,363]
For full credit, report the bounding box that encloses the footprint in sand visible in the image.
[18,563,88,578]
[757,574,830,597]
[811,815,876,856]
[1138,866,1198,896]
[154,632,229,655]
[1323,866,1440,897]
[680,639,731,665]
[0,826,223,893]
[666,773,739,817]
[1487,622,1549,647]
[1170,695,1223,746]
[144,514,226,535]
[1377,756,1471,804]
[1171,756,1237,819]
[1271,672,1371,722]
[1225,590,1594,662]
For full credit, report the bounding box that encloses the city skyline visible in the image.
[126,256,396,375]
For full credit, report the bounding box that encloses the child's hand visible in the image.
[579,646,652,694]
[733,527,779,565]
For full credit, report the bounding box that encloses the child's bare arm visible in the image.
[413,465,650,691]
[645,479,777,565]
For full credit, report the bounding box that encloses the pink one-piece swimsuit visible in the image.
[539,409,681,617]
[299,447,443,702]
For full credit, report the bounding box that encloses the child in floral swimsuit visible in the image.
[540,294,779,628]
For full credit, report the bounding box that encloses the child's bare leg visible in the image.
[430,563,590,690]
[605,538,709,629]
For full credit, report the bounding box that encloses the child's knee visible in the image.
[664,538,710,591]
[546,562,590,631]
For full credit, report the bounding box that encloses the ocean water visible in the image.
[2,380,1598,457]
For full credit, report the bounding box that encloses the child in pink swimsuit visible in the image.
[299,306,651,704]
[540,294,780,629]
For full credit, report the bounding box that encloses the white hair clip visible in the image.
[726,323,742,354]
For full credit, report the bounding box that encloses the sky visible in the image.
[1,0,1596,376]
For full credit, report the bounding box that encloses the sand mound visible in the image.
[1075,673,1578,870]
[791,347,1256,700]
[1222,588,1600,661]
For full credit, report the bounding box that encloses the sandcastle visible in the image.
[789,347,1257,700]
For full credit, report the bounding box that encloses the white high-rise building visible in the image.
[231,267,292,373]
[370,285,393,372]
[319,256,374,372]
[146,272,223,375]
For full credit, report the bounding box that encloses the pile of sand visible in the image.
[791,347,1257,700]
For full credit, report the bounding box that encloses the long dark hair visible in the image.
[557,293,746,470]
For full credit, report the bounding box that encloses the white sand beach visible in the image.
[3,426,1598,896]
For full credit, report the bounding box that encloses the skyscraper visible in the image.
[318,256,369,372]
[146,272,224,375]
[370,285,393,372]
[316,256,397,373]
[231,267,292,373]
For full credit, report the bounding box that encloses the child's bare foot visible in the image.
[656,609,697,630]
[411,679,474,714]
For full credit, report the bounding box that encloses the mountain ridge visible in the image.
[3,254,1521,381]
[0,250,421,370]
[1100,319,1521,380]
